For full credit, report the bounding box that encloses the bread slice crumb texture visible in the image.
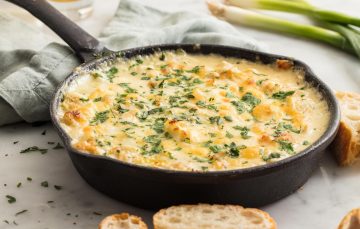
[153,204,277,229]
[338,208,360,229]
[332,91,360,165]
[98,213,148,229]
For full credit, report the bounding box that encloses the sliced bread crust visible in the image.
[338,208,360,229]
[98,213,148,229]
[332,91,360,165]
[153,204,277,229]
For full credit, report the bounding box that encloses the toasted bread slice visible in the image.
[332,91,360,165]
[98,213,148,229]
[338,208,360,229]
[153,204,277,229]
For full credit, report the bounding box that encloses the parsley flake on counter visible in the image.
[20,146,48,154]
[54,185,63,190]
[41,181,49,188]
[6,195,16,204]
[15,210,28,216]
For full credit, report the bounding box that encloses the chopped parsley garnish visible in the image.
[148,107,164,115]
[142,135,163,155]
[115,93,127,104]
[241,92,261,108]
[185,93,195,99]
[187,66,200,74]
[79,98,89,102]
[274,122,301,136]
[262,152,281,161]
[303,140,309,145]
[91,72,102,79]
[117,105,129,114]
[136,59,143,64]
[144,135,161,144]
[192,78,203,84]
[209,145,222,153]
[223,116,233,122]
[225,92,235,98]
[225,142,242,158]
[272,91,295,100]
[93,97,102,102]
[256,79,268,86]
[90,111,109,125]
[233,126,251,139]
[159,53,165,61]
[277,140,295,154]
[153,118,166,133]
[130,72,137,76]
[193,157,212,163]
[209,116,223,125]
[6,195,16,204]
[119,83,137,93]
[141,76,150,80]
[20,146,48,154]
[225,131,234,138]
[106,67,118,82]
[196,101,218,111]
[231,100,246,114]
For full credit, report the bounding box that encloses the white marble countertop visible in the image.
[1,0,360,228]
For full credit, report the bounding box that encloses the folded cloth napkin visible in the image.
[0,0,265,126]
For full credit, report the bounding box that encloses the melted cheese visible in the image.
[58,51,330,171]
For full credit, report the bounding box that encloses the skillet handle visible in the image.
[5,0,108,62]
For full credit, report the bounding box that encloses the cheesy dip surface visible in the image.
[58,50,330,171]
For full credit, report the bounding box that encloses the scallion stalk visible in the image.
[224,0,360,58]
[226,0,360,27]
[207,1,354,55]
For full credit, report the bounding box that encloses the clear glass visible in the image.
[47,0,94,20]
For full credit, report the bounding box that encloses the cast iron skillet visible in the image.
[7,0,340,209]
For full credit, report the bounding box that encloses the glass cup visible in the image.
[47,0,94,20]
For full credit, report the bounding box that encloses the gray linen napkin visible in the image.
[0,0,265,126]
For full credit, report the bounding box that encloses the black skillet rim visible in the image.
[50,44,340,178]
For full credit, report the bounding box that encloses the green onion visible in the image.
[207,1,354,55]
[226,0,360,27]
[221,0,360,58]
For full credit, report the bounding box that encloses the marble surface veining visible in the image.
[0,0,360,228]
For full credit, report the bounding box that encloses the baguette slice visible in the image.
[338,208,360,229]
[153,204,276,229]
[332,91,360,165]
[99,213,148,229]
